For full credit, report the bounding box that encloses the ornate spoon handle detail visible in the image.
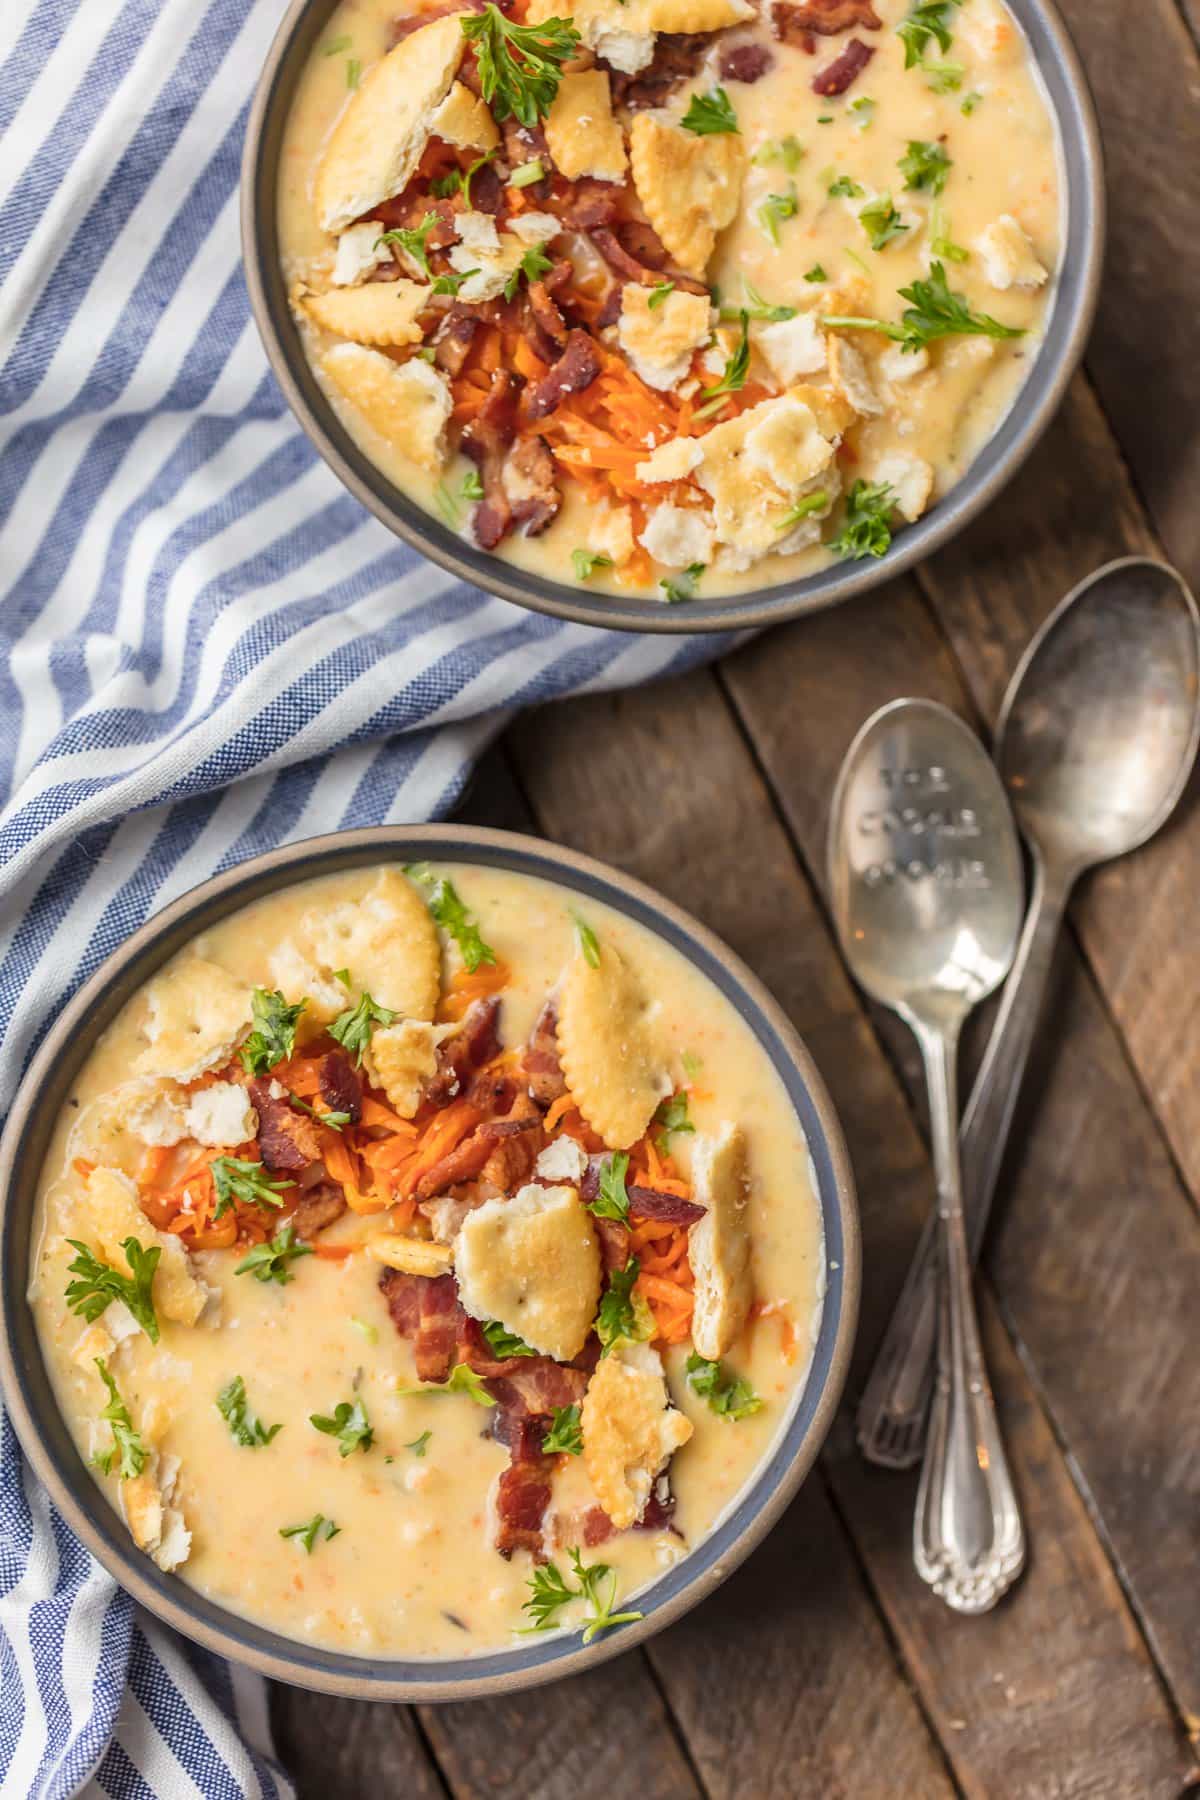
[912,1025,1025,1613]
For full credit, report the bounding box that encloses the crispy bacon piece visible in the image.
[480,1093,545,1188]
[504,436,562,538]
[596,283,624,329]
[719,41,774,81]
[462,371,521,550]
[427,997,502,1108]
[522,330,601,425]
[595,1215,633,1275]
[773,0,880,37]
[610,32,708,110]
[249,1081,322,1174]
[591,226,709,296]
[415,1114,540,1200]
[433,304,480,377]
[551,1476,679,1548]
[627,1185,707,1227]
[290,1181,348,1239]
[490,1361,590,1416]
[812,34,874,93]
[379,1269,466,1382]
[526,261,571,355]
[560,179,623,232]
[492,1410,555,1559]
[319,1049,362,1124]
[524,1001,567,1109]
[470,162,506,215]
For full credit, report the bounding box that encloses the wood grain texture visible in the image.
[509,669,1195,1795]
[1053,0,1200,581]
[722,563,1200,1739]
[269,1692,447,1800]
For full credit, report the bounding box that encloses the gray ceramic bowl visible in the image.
[241,0,1104,635]
[0,826,858,1701]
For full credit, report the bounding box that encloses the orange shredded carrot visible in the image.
[358,1097,417,1134]
[271,1055,322,1097]
[313,1241,355,1259]
[542,1092,577,1133]
[73,1158,95,1181]
[321,1135,360,1191]
[397,1097,482,1198]
[440,958,512,1021]
[138,1145,171,1186]
[343,1183,391,1215]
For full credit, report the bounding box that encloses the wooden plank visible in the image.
[269,1692,447,1800]
[419,1661,704,1800]
[915,375,1200,1212]
[720,558,1200,1743]
[1053,0,1200,582]
[508,670,1193,1795]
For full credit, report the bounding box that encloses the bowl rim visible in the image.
[240,0,1105,635]
[0,825,860,1701]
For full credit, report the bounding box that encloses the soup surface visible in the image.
[276,0,1060,603]
[30,862,824,1657]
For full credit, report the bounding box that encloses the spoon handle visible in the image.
[913,1025,1025,1613]
[856,854,1071,1468]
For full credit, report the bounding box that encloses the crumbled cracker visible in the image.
[365,1233,455,1276]
[976,214,1048,291]
[556,942,664,1149]
[455,1183,601,1362]
[696,392,838,566]
[755,311,827,385]
[586,501,636,567]
[301,866,441,1020]
[581,1344,692,1530]
[528,0,752,74]
[303,280,428,348]
[638,503,714,569]
[629,113,745,278]
[617,283,712,391]
[125,1082,188,1149]
[332,222,393,287]
[364,1018,441,1118]
[83,1168,212,1327]
[321,345,453,474]
[534,1136,588,1184]
[689,1122,753,1358]
[123,1451,190,1571]
[635,437,703,484]
[865,450,934,522]
[545,71,627,184]
[135,958,252,1083]
[828,335,883,417]
[182,1081,257,1149]
[314,14,466,232]
[445,233,527,303]
[268,941,348,1031]
[429,79,500,153]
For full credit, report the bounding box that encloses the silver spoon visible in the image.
[829,698,1026,1612]
[857,557,1200,1470]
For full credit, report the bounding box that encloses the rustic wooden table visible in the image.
[270,1,1200,1791]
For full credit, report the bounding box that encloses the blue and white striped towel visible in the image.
[0,0,733,1790]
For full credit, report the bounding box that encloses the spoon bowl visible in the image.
[997,556,1200,872]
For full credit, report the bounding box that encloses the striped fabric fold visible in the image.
[0,0,735,1791]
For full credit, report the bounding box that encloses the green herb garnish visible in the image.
[241,987,306,1076]
[899,137,951,195]
[309,1397,374,1457]
[753,134,804,171]
[824,261,1024,355]
[322,34,352,54]
[804,263,828,283]
[588,1152,630,1223]
[280,1514,340,1554]
[217,1375,282,1448]
[503,242,555,302]
[65,1238,160,1343]
[481,1321,538,1358]
[460,4,580,126]
[647,279,676,309]
[653,1091,695,1152]
[573,913,601,968]
[460,468,485,501]
[211,1156,293,1220]
[345,57,361,89]
[680,86,739,135]
[757,185,798,246]
[571,549,614,580]
[509,157,546,187]
[660,562,705,604]
[961,90,982,115]
[522,1548,644,1642]
[897,0,963,67]
[828,175,865,199]
[595,1257,653,1357]
[397,1363,496,1406]
[406,1430,433,1457]
[289,1092,350,1132]
[849,96,875,127]
[719,276,795,323]
[431,266,480,297]
[777,489,830,531]
[859,194,908,251]
[376,213,439,278]
[930,202,969,263]
[91,1359,148,1479]
[829,479,896,560]
[234,1222,313,1285]
[695,311,749,419]
[329,985,398,1064]
[432,147,499,205]
[542,1405,583,1456]
[685,1353,764,1421]
[922,58,964,92]
[407,866,497,973]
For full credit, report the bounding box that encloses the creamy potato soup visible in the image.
[276,0,1060,603]
[30,863,824,1657]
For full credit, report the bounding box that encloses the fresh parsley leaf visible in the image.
[777,488,830,530]
[922,57,964,92]
[406,866,497,974]
[397,1363,496,1406]
[823,261,1024,355]
[595,1257,653,1357]
[752,134,804,171]
[217,1375,282,1448]
[859,193,908,251]
[241,987,306,1076]
[93,1358,148,1479]
[829,479,896,560]
[757,184,798,246]
[481,1320,538,1358]
[961,90,982,115]
[510,157,546,188]
[309,1397,374,1457]
[280,1514,340,1554]
[720,276,795,324]
[804,263,828,283]
[896,0,963,67]
[234,1222,313,1285]
[460,468,485,501]
[685,1352,764,1421]
[647,279,675,309]
[460,4,580,127]
[680,86,739,135]
[816,113,834,123]
[211,1156,293,1220]
[432,147,499,205]
[65,1238,160,1342]
[659,562,705,604]
[406,1430,433,1457]
[329,987,398,1064]
[542,1404,583,1456]
[899,137,951,195]
[571,548,614,580]
[289,1092,350,1132]
[849,95,876,127]
[930,202,969,263]
[695,311,749,419]
[431,266,480,297]
[653,1091,695,1152]
[521,1548,643,1641]
[828,174,865,199]
[376,213,439,278]
[503,242,554,302]
[588,1152,630,1223]
[573,912,601,968]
